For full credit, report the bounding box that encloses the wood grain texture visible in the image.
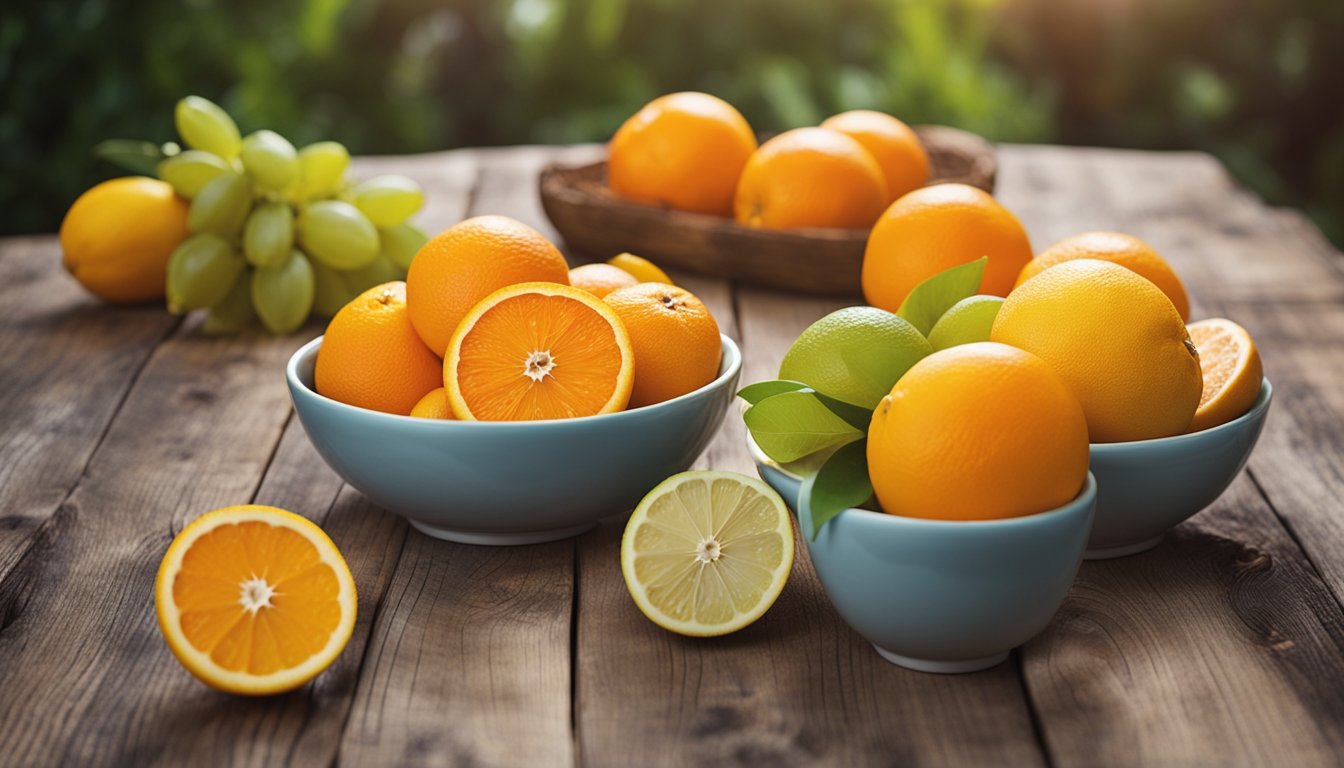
[0,237,178,582]
[572,283,1048,768]
[998,145,1344,766]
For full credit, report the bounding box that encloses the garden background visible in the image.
[2,0,1340,245]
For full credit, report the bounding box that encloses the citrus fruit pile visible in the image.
[60,95,429,336]
[608,92,928,230]
[742,186,1265,533]
[313,215,723,420]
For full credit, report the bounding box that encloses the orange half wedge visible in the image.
[1187,318,1263,432]
[155,505,357,696]
[445,282,635,420]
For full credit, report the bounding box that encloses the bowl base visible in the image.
[409,519,596,546]
[1085,534,1165,560]
[872,645,1009,674]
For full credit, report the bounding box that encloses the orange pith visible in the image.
[1187,318,1263,432]
[155,505,356,696]
[446,282,634,420]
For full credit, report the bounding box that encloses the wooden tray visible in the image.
[539,125,996,296]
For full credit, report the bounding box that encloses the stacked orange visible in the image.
[313,216,723,421]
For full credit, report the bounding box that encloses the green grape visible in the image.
[296,142,350,201]
[297,200,379,269]
[166,234,245,314]
[352,175,424,227]
[188,171,252,235]
[175,96,242,160]
[343,255,401,293]
[378,222,429,272]
[241,130,299,192]
[311,259,360,319]
[157,150,230,199]
[243,202,295,268]
[252,250,316,335]
[202,271,257,336]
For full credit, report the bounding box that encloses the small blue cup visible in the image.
[750,437,1095,674]
[1085,378,1272,558]
[287,334,741,545]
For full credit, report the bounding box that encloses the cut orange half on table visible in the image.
[155,505,357,696]
[621,471,794,637]
[1187,318,1264,432]
[445,281,634,420]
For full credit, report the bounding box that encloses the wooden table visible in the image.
[2,144,1343,767]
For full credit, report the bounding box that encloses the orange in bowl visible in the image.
[603,282,722,408]
[734,127,889,230]
[1019,231,1191,321]
[406,215,570,356]
[569,263,639,298]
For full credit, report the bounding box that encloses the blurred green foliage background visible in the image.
[2,0,1340,243]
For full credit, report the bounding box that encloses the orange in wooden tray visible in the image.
[155,505,357,696]
[734,127,889,230]
[406,215,570,356]
[1187,318,1263,432]
[446,282,634,420]
[821,110,929,202]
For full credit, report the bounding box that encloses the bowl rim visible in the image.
[287,332,742,428]
[1090,377,1272,452]
[747,433,1097,531]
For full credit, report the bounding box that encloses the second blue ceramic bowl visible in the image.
[1084,377,1272,558]
[287,334,741,545]
[750,437,1095,674]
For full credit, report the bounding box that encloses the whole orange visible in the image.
[1018,231,1191,321]
[315,281,443,415]
[820,110,929,202]
[602,283,721,408]
[405,215,570,356]
[608,92,757,217]
[991,259,1202,442]
[862,183,1032,312]
[867,342,1089,521]
[569,263,639,298]
[734,127,889,230]
[60,177,189,303]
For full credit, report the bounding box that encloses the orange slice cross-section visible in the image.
[445,282,634,420]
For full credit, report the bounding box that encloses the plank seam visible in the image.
[569,536,581,768]
[1014,649,1057,768]
[1245,467,1344,619]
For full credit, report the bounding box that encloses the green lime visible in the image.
[927,296,1004,351]
[778,306,932,409]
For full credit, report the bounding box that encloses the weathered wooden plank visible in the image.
[0,321,304,765]
[334,147,578,767]
[1025,476,1344,766]
[0,236,179,582]
[996,144,1344,765]
[574,283,1047,767]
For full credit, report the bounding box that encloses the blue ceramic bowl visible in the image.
[1084,378,1272,559]
[749,438,1095,674]
[287,334,741,545]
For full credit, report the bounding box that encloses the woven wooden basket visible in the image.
[539,125,996,296]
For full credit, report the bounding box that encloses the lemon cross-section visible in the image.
[621,471,794,637]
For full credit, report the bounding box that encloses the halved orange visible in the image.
[445,282,634,420]
[155,505,357,696]
[1187,318,1264,432]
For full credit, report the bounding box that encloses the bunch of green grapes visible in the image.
[159,96,428,335]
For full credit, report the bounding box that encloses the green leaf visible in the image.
[809,391,874,431]
[737,379,808,405]
[93,140,166,175]
[744,391,863,464]
[897,256,988,336]
[799,440,873,540]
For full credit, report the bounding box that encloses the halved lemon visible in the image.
[621,471,794,637]
[1187,318,1263,432]
[445,282,635,420]
[155,505,357,696]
